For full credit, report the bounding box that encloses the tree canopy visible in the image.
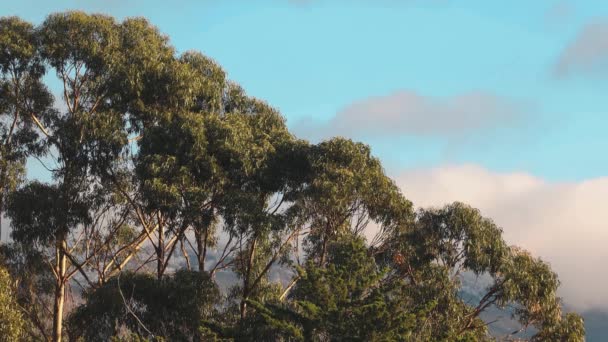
[0,12,584,342]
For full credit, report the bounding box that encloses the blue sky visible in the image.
[2,0,608,182]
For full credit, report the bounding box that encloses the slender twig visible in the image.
[116,272,154,337]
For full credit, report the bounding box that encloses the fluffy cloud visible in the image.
[554,19,608,77]
[393,164,608,311]
[294,91,528,140]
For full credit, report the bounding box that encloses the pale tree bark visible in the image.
[52,238,68,342]
[239,229,300,319]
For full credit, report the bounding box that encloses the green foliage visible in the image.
[409,202,509,275]
[68,270,219,341]
[290,236,411,341]
[6,182,91,247]
[291,138,413,265]
[0,155,25,202]
[179,51,226,113]
[0,16,53,223]
[0,266,26,341]
[381,202,584,341]
[0,16,52,132]
[0,243,55,340]
[534,312,585,342]
[109,333,165,342]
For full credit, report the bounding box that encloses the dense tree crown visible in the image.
[0,12,584,342]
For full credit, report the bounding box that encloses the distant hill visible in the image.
[580,309,608,341]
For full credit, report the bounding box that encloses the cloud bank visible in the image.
[394,164,608,311]
[554,19,608,77]
[294,91,529,141]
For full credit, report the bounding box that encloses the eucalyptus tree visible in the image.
[239,202,585,341]
[135,51,309,322]
[135,110,223,279]
[25,13,127,341]
[133,51,229,278]
[2,12,297,339]
[4,12,178,341]
[0,17,53,240]
[239,235,420,341]
[219,114,303,321]
[290,137,412,267]
[379,202,585,341]
[211,138,413,337]
[89,16,186,283]
[136,91,304,315]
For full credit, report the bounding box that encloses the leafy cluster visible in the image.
[0,266,26,341]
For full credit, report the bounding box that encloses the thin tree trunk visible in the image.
[240,237,257,320]
[320,234,328,267]
[202,227,208,271]
[0,161,8,242]
[157,216,164,280]
[319,221,332,267]
[195,229,204,272]
[181,239,191,270]
[0,193,4,242]
[52,238,68,342]
[280,276,300,301]
[195,225,209,272]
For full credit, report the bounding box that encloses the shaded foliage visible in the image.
[0,266,26,341]
[68,270,219,341]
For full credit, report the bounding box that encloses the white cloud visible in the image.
[554,19,608,77]
[393,164,608,311]
[293,91,529,141]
